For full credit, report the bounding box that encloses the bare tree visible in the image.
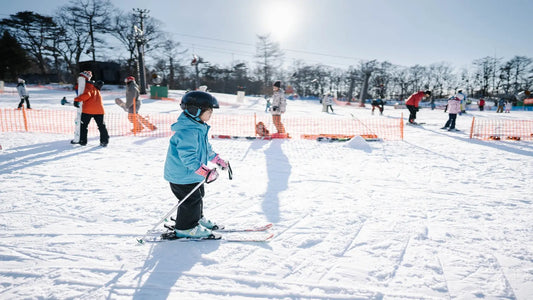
[109,10,165,76]
[390,66,411,100]
[63,0,114,62]
[428,62,454,98]
[507,56,532,93]
[155,39,186,88]
[472,57,497,97]
[255,34,283,92]
[53,7,89,79]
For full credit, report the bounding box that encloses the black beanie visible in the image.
[273,80,281,88]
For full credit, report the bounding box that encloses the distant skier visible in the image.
[265,96,271,112]
[505,101,512,113]
[322,92,334,113]
[125,76,143,132]
[371,99,384,115]
[457,89,467,114]
[496,98,505,113]
[164,91,229,238]
[271,80,287,134]
[405,90,431,124]
[16,78,31,109]
[478,98,485,111]
[441,92,461,131]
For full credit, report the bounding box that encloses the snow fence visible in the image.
[469,117,533,141]
[0,108,404,140]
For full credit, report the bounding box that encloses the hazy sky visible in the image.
[2,0,532,70]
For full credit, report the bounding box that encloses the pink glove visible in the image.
[195,164,219,183]
[211,154,229,170]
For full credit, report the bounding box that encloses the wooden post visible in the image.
[22,107,28,132]
[469,117,475,139]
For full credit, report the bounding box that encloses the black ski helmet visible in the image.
[180,91,219,120]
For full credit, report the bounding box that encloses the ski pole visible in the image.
[137,179,205,244]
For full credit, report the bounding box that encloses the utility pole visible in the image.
[133,8,149,94]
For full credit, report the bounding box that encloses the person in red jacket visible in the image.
[74,80,109,147]
[478,98,485,111]
[405,90,431,124]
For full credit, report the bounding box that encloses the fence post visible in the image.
[400,112,404,140]
[469,117,475,139]
[22,107,28,132]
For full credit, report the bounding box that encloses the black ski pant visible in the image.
[170,182,205,230]
[79,113,109,145]
[18,96,31,109]
[444,113,457,129]
[407,105,418,123]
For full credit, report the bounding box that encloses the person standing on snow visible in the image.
[405,90,431,124]
[73,77,109,147]
[478,98,485,111]
[16,78,31,109]
[457,89,467,114]
[124,76,143,132]
[505,100,512,113]
[371,98,384,115]
[322,92,334,113]
[271,80,287,133]
[441,92,462,131]
[496,98,505,113]
[164,91,229,239]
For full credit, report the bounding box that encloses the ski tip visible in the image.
[136,238,145,245]
[264,233,275,241]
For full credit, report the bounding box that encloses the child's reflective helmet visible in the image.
[180,91,219,120]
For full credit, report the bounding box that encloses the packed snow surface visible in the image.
[1,85,532,299]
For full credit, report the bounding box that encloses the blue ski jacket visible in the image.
[164,113,216,184]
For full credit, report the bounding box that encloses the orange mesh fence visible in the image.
[470,117,533,141]
[253,115,403,140]
[0,108,404,140]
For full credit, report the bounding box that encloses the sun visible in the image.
[261,2,300,42]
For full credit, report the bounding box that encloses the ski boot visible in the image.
[174,224,213,238]
[199,216,223,230]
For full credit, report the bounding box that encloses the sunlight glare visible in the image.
[261,1,300,42]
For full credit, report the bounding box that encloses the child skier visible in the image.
[164,91,229,238]
[271,80,287,133]
[16,78,31,109]
[441,92,461,131]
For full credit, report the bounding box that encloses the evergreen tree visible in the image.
[0,31,30,81]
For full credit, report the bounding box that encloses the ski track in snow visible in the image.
[1,85,533,299]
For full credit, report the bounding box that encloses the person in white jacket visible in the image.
[441,92,462,131]
[271,80,287,134]
[16,78,31,109]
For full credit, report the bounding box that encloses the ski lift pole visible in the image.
[137,178,206,244]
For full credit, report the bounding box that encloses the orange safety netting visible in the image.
[469,117,533,141]
[0,108,404,140]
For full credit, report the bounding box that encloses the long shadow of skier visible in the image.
[0,139,100,174]
[262,139,291,224]
[132,241,219,299]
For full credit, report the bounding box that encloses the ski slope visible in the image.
[1,85,532,299]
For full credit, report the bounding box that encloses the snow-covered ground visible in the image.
[1,85,532,299]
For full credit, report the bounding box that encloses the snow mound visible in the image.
[344,135,372,152]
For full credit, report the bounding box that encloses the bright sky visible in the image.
[2,0,532,70]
